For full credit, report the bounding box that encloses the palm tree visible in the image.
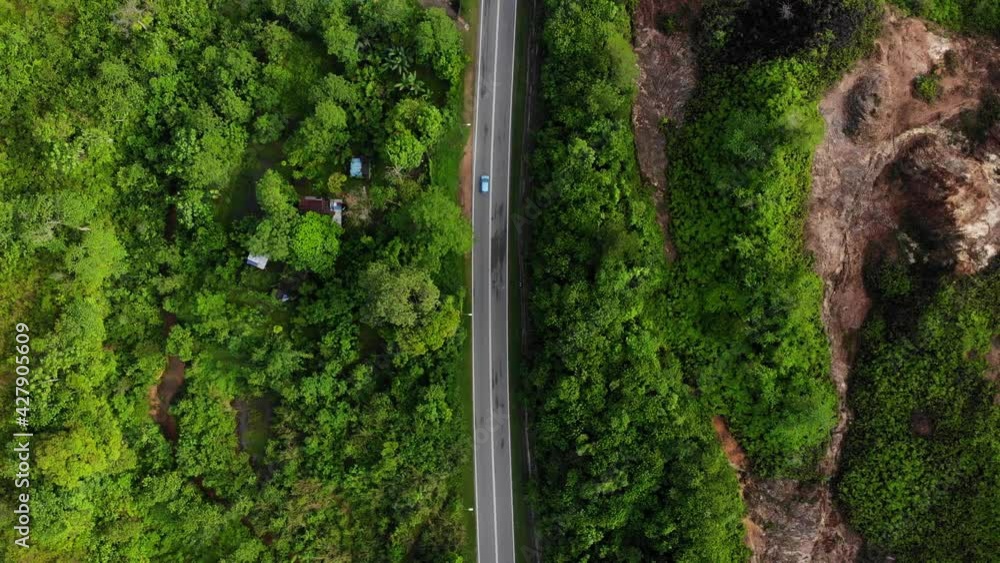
[382,47,410,75]
[394,72,428,98]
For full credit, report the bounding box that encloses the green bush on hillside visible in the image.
[666,58,836,475]
[837,265,1000,561]
[891,0,1000,35]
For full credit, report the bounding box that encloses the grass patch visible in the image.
[452,255,477,563]
[430,117,469,197]
[451,1,479,561]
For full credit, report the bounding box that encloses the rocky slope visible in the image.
[747,9,1000,562]
[633,5,999,561]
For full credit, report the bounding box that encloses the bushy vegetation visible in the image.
[914,70,942,102]
[662,0,879,476]
[891,0,1000,35]
[0,0,472,560]
[665,60,835,475]
[960,90,1000,144]
[698,0,881,83]
[525,0,748,559]
[837,260,1000,561]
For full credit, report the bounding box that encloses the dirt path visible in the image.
[149,354,185,441]
[459,56,475,218]
[150,198,186,444]
[631,0,699,261]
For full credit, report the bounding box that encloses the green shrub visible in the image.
[666,58,837,476]
[837,267,1000,561]
[960,89,1000,144]
[890,0,1000,36]
[943,49,959,74]
[913,71,942,102]
[658,13,679,34]
[698,0,882,85]
[874,260,913,298]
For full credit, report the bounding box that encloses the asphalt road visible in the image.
[470,0,518,561]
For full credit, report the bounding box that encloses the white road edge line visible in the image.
[503,0,518,559]
[469,0,486,559]
[487,0,504,559]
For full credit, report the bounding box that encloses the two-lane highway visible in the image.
[470,0,518,561]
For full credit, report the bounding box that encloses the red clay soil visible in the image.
[711,415,748,472]
[632,0,700,261]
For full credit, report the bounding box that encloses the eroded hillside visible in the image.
[633,2,999,560]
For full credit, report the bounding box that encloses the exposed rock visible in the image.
[632,0,700,260]
[844,72,893,142]
[634,5,1000,561]
[744,479,861,563]
[888,133,1000,273]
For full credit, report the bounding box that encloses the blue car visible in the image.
[480,175,490,193]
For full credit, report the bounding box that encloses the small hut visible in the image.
[246,254,269,270]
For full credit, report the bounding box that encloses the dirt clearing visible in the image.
[808,8,1000,482]
[149,314,185,442]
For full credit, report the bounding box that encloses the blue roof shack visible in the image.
[350,157,364,179]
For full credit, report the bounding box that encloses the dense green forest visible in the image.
[0,0,473,560]
[662,0,880,476]
[890,0,1000,34]
[524,0,748,560]
[836,261,1000,561]
[3,0,997,559]
[522,0,888,557]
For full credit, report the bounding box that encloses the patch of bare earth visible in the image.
[459,57,475,219]
[712,415,748,472]
[149,312,185,442]
[733,8,1000,562]
[987,337,1000,404]
[632,0,699,260]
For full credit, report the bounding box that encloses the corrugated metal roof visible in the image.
[246,254,269,269]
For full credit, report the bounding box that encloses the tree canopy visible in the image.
[0,0,472,560]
